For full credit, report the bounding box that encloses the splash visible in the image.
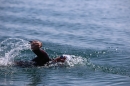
[64,54,88,66]
[48,54,88,67]
[0,38,30,66]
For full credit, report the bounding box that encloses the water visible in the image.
[0,0,130,86]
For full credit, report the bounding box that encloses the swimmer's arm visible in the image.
[47,56,67,65]
[51,57,60,63]
[47,57,60,65]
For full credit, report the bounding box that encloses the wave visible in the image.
[86,60,130,77]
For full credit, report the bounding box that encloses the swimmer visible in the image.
[15,40,71,67]
[15,40,51,67]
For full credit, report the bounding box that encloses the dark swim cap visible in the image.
[60,56,64,58]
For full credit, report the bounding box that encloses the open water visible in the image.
[0,0,130,86]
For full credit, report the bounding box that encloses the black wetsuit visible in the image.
[32,49,51,66]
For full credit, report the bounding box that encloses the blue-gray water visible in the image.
[0,0,130,86]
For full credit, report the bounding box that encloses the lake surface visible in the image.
[0,0,130,86]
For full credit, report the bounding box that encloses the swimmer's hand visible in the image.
[29,40,42,50]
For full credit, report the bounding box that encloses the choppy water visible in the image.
[0,0,130,86]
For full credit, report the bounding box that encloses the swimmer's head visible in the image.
[29,40,42,50]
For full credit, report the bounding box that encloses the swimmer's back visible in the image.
[32,49,51,66]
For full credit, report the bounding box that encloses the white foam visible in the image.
[0,38,30,66]
[48,54,88,67]
[64,55,87,67]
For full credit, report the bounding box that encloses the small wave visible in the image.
[86,61,130,77]
[0,38,30,66]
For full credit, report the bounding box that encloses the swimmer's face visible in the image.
[30,40,42,50]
